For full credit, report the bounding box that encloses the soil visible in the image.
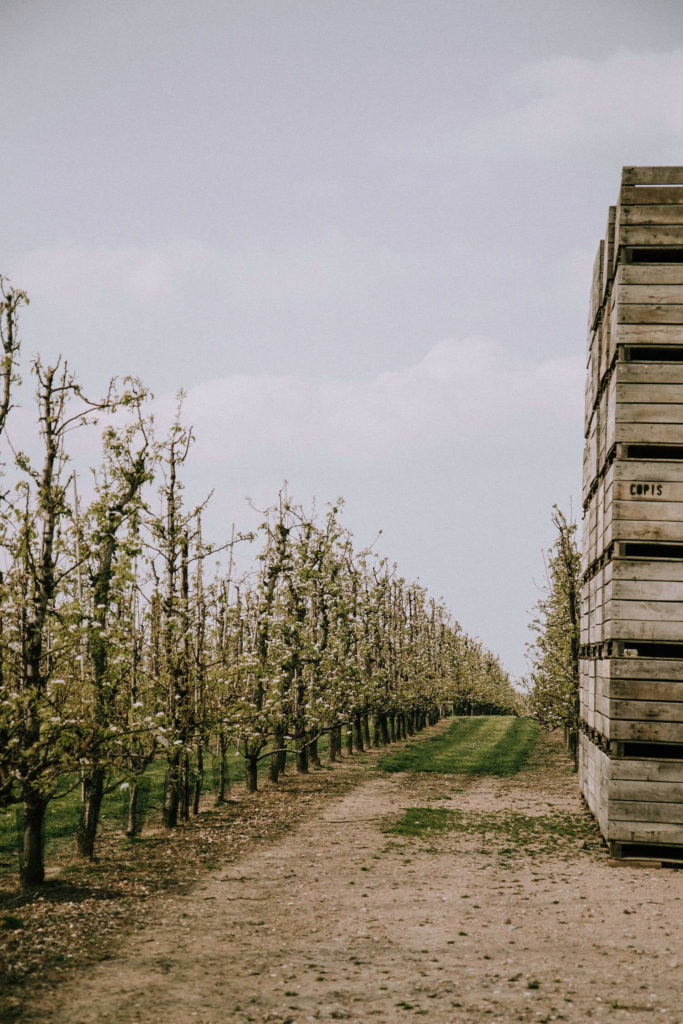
[6,729,683,1024]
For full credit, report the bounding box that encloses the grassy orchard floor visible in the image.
[5,717,681,1023]
[378,715,540,775]
[0,735,332,878]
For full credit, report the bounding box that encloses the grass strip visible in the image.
[377,716,540,776]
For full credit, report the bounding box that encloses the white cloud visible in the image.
[153,336,584,462]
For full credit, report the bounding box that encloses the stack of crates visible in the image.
[580,166,683,861]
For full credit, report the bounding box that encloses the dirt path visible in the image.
[25,737,683,1024]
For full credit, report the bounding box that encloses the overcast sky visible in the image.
[3,0,683,676]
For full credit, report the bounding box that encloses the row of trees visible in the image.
[0,278,519,887]
[525,507,581,763]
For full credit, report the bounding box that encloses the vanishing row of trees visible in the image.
[0,278,520,886]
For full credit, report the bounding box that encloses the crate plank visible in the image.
[608,620,683,642]
[613,324,683,345]
[621,185,683,205]
[609,760,683,783]
[611,520,683,544]
[620,226,683,245]
[608,719,683,742]
[614,422,683,443]
[621,205,683,225]
[608,820,683,843]
[616,383,683,403]
[610,699,683,722]
[613,480,683,500]
[611,578,683,601]
[609,800,683,823]
[619,265,683,286]
[609,678,683,702]
[617,368,683,391]
[622,167,683,186]
[612,499,683,521]
[619,304,683,324]
[613,460,683,483]
[615,403,683,424]
[611,657,683,680]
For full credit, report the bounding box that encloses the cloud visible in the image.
[11,243,207,304]
[469,50,683,154]
[153,336,584,461]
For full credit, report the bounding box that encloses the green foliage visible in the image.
[378,716,540,775]
[526,507,581,733]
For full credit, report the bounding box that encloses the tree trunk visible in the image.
[269,728,287,783]
[76,766,105,859]
[215,733,229,803]
[345,724,353,755]
[372,714,382,747]
[21,789,46,887]
[162,750,181,828]
[328,726,339,762]
[245,754,258,793]
[192,747,203,815]
[126,781,139,838]
[406,711,414,735]
[389,713,396,743]
[568,730,579,771]
[362,714,371,747]
[353,715,364,752]
[296,737,308,774]
[309,735,320,768]
[380,713,390,745]
[179,751,190,822]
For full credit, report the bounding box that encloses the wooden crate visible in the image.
[580,732,683,852]
[581,167,683,859]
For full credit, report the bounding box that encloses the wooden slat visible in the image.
[608,620,683,642]
[610,699,683,722]
[612,499,683,521]
[611,578,683,601]
[613,479,683,500]
[613,459,683,483]
[617,383,683,403]
[612,560,683,582]
[615,403,683,424]
[622,167,683,186]
[607,598,683,623]
[611,657,683,679]
[619,226,683,246]
[609,678,683,702]
[621,185,683,205]
[621,206,683,225]
[619,304,683,324]
[619,284,683,303]
[614,422,683,443]
[608,820,683,843]
[609,800,683,824]
[609,759,683,783]
[613,324,683,345]
[619,264,683,285]
[589,240,604,330]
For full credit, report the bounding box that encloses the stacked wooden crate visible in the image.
[580,166,683,861]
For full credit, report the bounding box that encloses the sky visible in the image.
[2,0,683,677]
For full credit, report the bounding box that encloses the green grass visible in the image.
[385,806,595,853]
[0,734,332,876]
[377,716,540,776]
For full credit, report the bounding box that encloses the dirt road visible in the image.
[26,735,683,1024]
